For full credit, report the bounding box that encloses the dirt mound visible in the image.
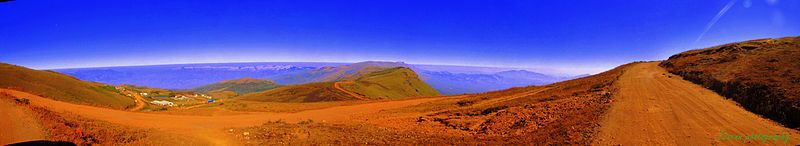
[660,36,800,128]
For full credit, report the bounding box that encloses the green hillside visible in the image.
[238,67,441,102]
[192,78,281,95]
[0,63,134,109]
[341,67,441,99]
[238,82,354,102]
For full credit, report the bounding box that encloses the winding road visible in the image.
[594,62,800,145]
[116,87,146,111]
[333,81,369,100]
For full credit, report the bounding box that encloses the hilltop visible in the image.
[339,67,441,99]
[0,63,134,109]
[192,78,281,95]
[314,61,411,82]
[238,67,440,102]
[660,36,800,128]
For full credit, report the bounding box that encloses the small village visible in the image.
[117,86,219,111]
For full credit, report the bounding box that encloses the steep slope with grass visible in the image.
[0,63,134,109]
[192,78,281,95]
[239,67,439,102]
[340,67,441,99]
[660,36,800,129]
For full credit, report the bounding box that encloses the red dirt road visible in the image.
[0,98,45,145]
[333,81,368,100]
[594,62,800,145]
[117,87,145,111]
[0,88,453,145]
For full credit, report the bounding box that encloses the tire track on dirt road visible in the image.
[594,62,800,145]
[0,98,45,145]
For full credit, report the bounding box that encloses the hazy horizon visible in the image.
[2,0,798,75]
[45,61,586,77]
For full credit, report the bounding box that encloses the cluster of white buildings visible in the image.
[150,100,174,106]
[172,95,190,101]
[136,92,215,107]
[196,94,213,99]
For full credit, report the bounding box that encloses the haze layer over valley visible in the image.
[54,62,582,95]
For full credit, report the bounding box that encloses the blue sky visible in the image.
[1,0,798,75]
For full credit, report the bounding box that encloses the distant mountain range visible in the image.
[421,70,586,95]
[53,62,585,95]
[53,62,342,89]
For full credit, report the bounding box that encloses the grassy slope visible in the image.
[192,78,281,95]
[239,67,440,102]
[0,63,134,109]
[660,36,800,128]
[238,82,354,102]
[342,67,441,99]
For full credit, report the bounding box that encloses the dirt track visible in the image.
[0,98,45,144]
[0,89,452,145]
[333,81,368,100]
[595,62,800,145]
[117,87,145,111]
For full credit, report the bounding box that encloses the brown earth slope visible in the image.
[660,37,800,128]
[0,88,450,145]
[595,62,800,145]
[380,62,631,145]
[0,63,134,109]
